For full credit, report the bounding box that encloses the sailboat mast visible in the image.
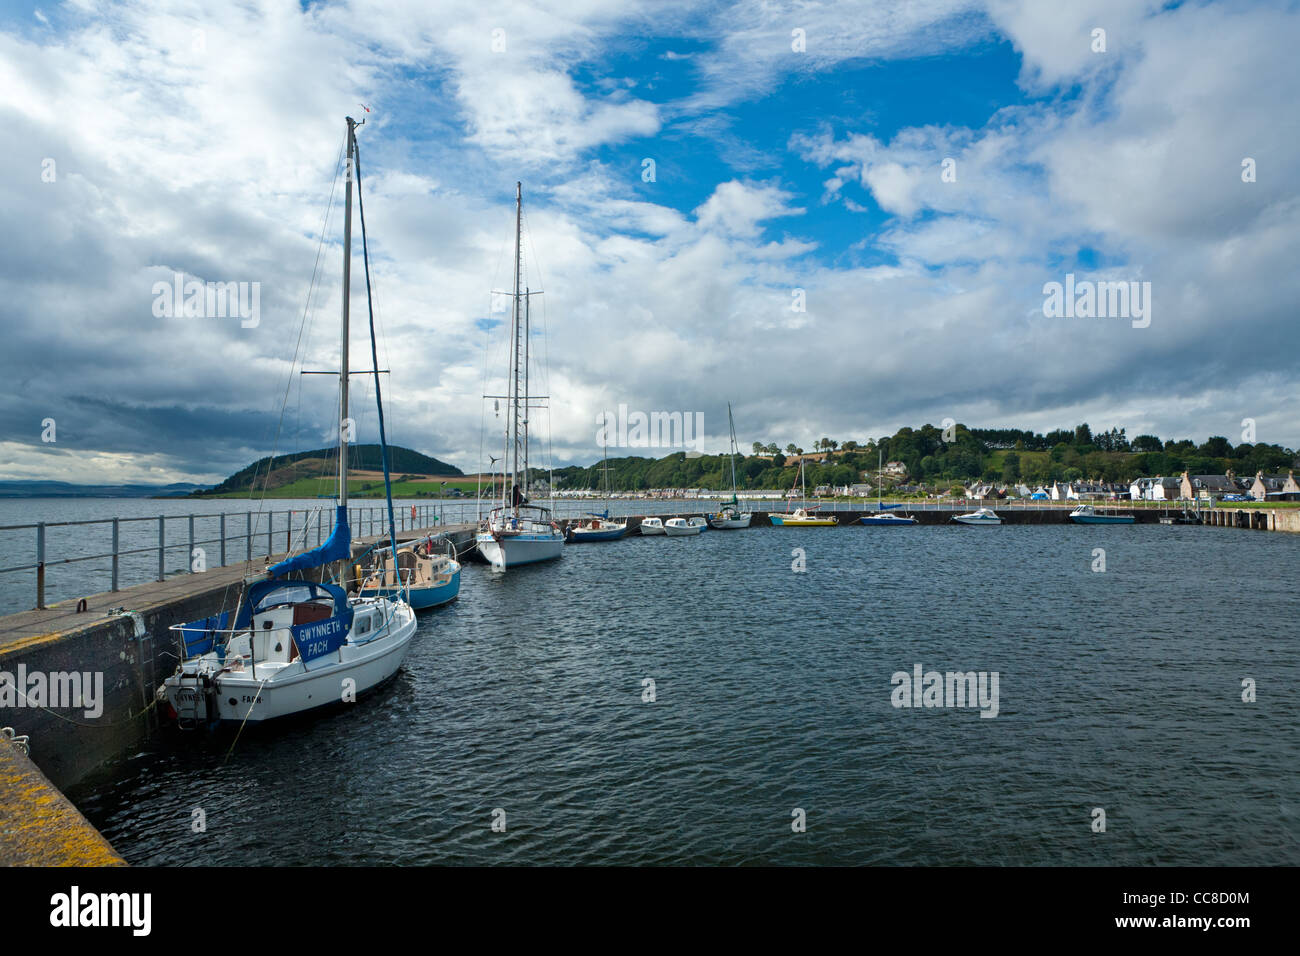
[340,116,355,508]
[727,402,738,497]
[523,286,530,497]
[509,181,523,514]
[878,448,883,509]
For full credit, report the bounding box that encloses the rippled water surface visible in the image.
[70,523,1300,865]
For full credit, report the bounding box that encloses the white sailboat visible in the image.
[708,402,753,529]
[159,116,417,727]
[476,182,564,570]
[859,449,917,525]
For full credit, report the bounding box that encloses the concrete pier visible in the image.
[0,736,125,866]
[0,523,476,791]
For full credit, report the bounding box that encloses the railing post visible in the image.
[157,515,165,581]
[219,513,226,567]
[317,509,323,546]
[188,514,195,573]
[287,511,293,553]
[111,518,120,592]
[35,522,45,610]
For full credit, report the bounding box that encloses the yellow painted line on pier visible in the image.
[0,738,126,867]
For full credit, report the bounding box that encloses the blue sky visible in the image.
[1,0,1297,483]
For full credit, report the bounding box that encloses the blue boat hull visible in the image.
[858,515,918,525]
[368,571,461,610]
[566,526,628,542]
[1069,514,1135,524]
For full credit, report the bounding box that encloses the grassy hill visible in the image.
[200,444,464,497]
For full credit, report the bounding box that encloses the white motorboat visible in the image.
[475,182,564,570]
[639,517,666,535]
[859,511,918,526]
[160,115,417,727]
[664,517,703,536]
[1068,504,1135,524]
[952,507,1002,525]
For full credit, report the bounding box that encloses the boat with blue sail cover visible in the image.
[859,449,917,525]
[567,443,628,542]
[158,115,416,727]
[567,511,629,542]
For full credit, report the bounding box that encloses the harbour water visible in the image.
[66,522,1300,865]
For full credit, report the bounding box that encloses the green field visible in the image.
[199,477,484,499]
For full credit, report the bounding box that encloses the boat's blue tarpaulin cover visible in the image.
[267,505,351,578]
[177,611,230,657]
[235,578,354,662]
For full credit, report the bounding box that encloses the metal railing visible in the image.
[0,503,446,611]
[0,494,1238,613]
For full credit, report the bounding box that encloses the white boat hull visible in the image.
[664,520,702,536]
[708,513,752,529]
[476,531,564,568]
[953,513,1002,525]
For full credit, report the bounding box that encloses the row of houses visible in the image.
[928,470,1299,502]
[1132,470,1299,502]
[979,470,1300,502]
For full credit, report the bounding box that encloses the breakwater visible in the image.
[556,504,1288,531]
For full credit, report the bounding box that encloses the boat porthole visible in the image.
[228,698,237,707]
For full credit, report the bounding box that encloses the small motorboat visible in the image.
[1069,505,1135,524]
[565,513,629,542]
[769,508,838,526]
[859,512,918,526]
[639,517,666,535]
[952,507,1001,525]
[664,517,703,536]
